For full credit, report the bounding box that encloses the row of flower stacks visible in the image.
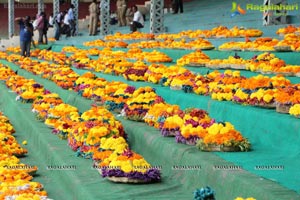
[75,24,295,42]
[20,48,300,118]
[0,65,49,199]
[2,52,251,153]
[179,51,300,77]
[82,36,215,50]
[61,46,300,77]
[0,63,161,184]
[103,26,263,41]
[219,34,300,52]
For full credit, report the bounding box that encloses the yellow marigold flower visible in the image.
[289,104,300,116]
[263,94,273,103]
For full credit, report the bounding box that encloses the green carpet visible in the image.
[0,59,300,199]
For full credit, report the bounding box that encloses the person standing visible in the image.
[31,16,37,48]
[120,0,127,26]
[42,13,49,44]
[54,11,63,40]
[36,12,45,44]
[68,4,76,36]
[63,10,71,37]
[49,13,54,27]
[15,16,33,57]
[116,0,121,26]
[172,0,183,14]
[89,0,98,36]
[130,5,144,32]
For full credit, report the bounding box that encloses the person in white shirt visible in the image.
[49,13,54,27]
[68,4,76,36]
[130,5,144,32]
[63,11,71,37]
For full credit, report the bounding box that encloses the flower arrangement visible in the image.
[145,64,169,84]
[31,93,63,121]
[154,26,262,40]
[275,86,300,113]
[47,103,78,119]
[175,109,213,145]
[127,38,214,50]
[219,37,278,51]
[247,88,277,108]
[196,122,251,152]
[51,112,80,139]
[177,50,210,67]
[1,62,161,187]
[193,186,216,200]
[123,87,160,121]
[0,111,49,199]
[104,31,155,41]
[66,106,126,158]
[123,61,148,81]
[144,103,182,129]
[144,50,173,63]
[0,51,8,59]
[100,149,161,183]
[83,39,128,48]
[36,49,70,65]
[0,65,17,81]
[276,25,298,36]
[104,85,135,113]
[160,114,184,137]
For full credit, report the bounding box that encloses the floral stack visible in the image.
[99,149,161,183]
[206,53,248,70]
[175,108,214,145]
[193,186,216,200]
[123,61,148,81]
[67,106,126,158]
[275,85,300,114]
[122,87,162,122]
[44,103,78,130]
[104,85,136,113]
[0,111,49,199]
[31,93,64,121]
[164,68,196,91]
[177,50,210,67]
[5,76,44,103]
[210,70,245,101]
[196,122,251,152]
[144,64,169,84]
[74,72,108,100]
[144,102,183,129]
[235,75,291,108]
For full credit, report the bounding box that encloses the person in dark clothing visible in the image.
[54,11,64,40]
[42,13,49,44]
[15,16,33,57]
[172,0,183,14]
